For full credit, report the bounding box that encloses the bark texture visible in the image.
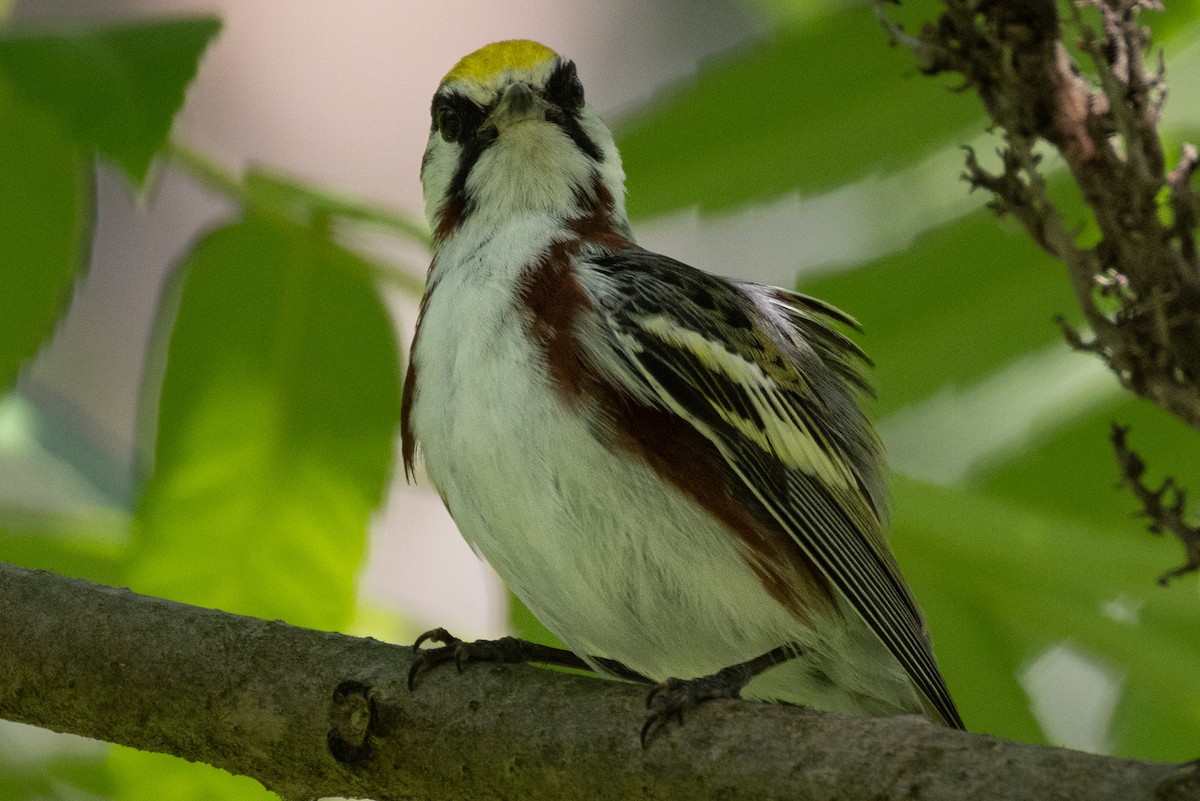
[0,562,1193,801]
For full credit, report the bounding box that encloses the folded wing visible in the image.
[577,249,964,729]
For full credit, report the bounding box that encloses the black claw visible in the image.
[407,627,467,690]
[639,707,686,746]
[639,669,752,746]
[412,626,451,652]
[639,646,797,744]
[640,700,688,748]
[639,716,656,748]
[408,628,560,689]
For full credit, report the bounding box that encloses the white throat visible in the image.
[463,123,596,228]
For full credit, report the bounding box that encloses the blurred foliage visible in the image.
[0,18,220,185]
[0,15,414,801]
[0,81,91,395]
[619,3,981,218]
[1,3,1199,799]
[131,213,401,630]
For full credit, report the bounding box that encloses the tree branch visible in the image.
[0,562,1193,800]
[876,0,1200,580]
[879,0,1200,429]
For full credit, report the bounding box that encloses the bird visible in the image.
[400,38,964,738]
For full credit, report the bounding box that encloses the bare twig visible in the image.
[876,0,1200,580]
[1111,423,1200,584]
[876,0,1200,426]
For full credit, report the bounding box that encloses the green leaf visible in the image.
[131,213,401,631]
[918,587,1046,745]
[800,209,1081,417]
[980,394,1200,536]
[107,747,273,801]
[0,508,125,584]
[508,591,564,648]
[1108,594,1200,762]
[0,736,112,801]
[615,4,982,219]
[0,17,221,185]
[0,80,93,393]
[892,476,1200,759]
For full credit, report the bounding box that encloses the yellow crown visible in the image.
[441,40,558,86]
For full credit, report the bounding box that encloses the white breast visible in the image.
[408,216,920,717]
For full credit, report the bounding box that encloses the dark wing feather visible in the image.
[580,249,964,729]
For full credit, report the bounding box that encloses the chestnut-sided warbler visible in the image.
[402,39,964,735]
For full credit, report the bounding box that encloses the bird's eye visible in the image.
[437,105,462,143]
[549,62,585,113]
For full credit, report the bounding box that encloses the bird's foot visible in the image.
[640,644,798,746]
[407,627,646,689]
[640,666,750,746]
[407,627,533,689]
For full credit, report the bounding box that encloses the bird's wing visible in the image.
[577,249,963,729]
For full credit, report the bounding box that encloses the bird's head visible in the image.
[421,40,629,245]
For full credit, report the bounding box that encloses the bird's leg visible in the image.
[407,627,651,689]
[640,644,799,746]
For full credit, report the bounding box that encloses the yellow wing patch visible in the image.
[442,40,558,87]
[637,313,856,490]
